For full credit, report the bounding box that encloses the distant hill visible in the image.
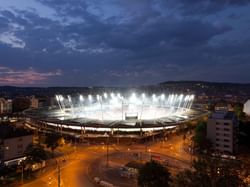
[159,80,250,86]
[158,81,250,96]
[0,81,250,98]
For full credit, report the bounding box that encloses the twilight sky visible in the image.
[0,0,250,86]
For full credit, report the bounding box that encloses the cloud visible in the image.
[0,22,25,48]
[0,1,234,52]
[0,66,62,85]
[58,38,113,54]
[161,0,250,16]
[0,31,25,48]
[0,0,249,86]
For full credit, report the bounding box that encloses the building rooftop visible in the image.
[0,124,33,139]
[211,111,236,120]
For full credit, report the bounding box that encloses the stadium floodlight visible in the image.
[68,95,72,102]
[191,95,195,100]
[88,94,92,102]
[79,95,84,101]
[103,92,108,99]
[161,94,165,100]
[54,92,195,121]
[129,93,137,103]
[180,94,184,99]
[96,94,100,101]
[59,95,64,102]
[142,93,146,99]
[152,94,157,102]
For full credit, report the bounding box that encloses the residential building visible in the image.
[0,98,12,114]
[214,102,233,112]
[0,125,33,165]
[30,96,39,108]
[207,111,238,154]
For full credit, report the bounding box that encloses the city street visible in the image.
[22,145,109,187]
[22,134,192,187]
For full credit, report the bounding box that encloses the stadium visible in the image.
[24,92,206,138]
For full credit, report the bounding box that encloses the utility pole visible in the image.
[21,165,24,184]
[106,135,109,167]
[58,164,61,187]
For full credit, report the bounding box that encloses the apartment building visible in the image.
[0,125,33,165]
[207,111,238,154]
[0,98,12,114]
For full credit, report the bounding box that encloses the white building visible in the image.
[207,111,238,154]
[243,100,250,116]
[0,98,12,114]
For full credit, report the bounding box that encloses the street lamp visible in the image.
[56,159,61,187]
[105,133,110,167]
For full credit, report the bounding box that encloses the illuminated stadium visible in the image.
[25,92,206,137]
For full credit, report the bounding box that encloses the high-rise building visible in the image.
[207,111,238,154]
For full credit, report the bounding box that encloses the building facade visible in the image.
[207,111,238,154]
[0,98,12,114]
[30,96,39,108]
[0,125,33,165]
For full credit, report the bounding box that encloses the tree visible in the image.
[25,143,47,165]
[174,156,246,187]
[175,168,203,187]
[44,133,63,155]
[138,160,171,187]
[193,121,212,152]
[24,143,47,177]
[234,103,246,121]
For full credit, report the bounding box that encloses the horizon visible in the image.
[1,80,250,88]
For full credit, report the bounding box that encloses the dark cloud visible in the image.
[0,0,249,86]
[162,0,250,15]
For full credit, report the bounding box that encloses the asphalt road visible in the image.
[22,145,109,187]
[22,134,192,187]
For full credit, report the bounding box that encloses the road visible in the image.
[22,134,192,187]
[22,145,110,187]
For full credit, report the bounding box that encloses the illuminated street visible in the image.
[22,145,107,187]
[22,133,191,187]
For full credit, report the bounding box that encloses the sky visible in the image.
[0,0,250,87]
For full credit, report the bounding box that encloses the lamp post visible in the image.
[106,133,110,167]
[58,164,61,187]
[121,99,124,120]
[56,159,61,187]
[21,164,24,184]
[18,160,25,184]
